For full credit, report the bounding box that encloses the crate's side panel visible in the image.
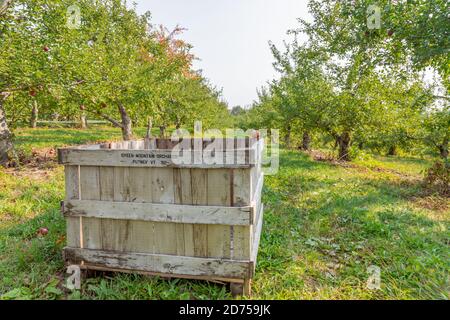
[79,166,102,249]
[233,168,252,260]
[65,165,81,248]
[207,169,231,259]
[191,169,208,257]
[152,168,177,255]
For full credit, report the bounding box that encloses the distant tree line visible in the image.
[236,0,449,161]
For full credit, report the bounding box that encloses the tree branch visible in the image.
[84,108,123,129]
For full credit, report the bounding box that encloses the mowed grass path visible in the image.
[0,128,448,299]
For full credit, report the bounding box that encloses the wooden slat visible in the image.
[207,169,231,259]
[64,166,80,248]
[66,216,80,248]
[127,168,155,253]
[58,149,255,168]
[79,166,101,249]
[63,200,253,225]
[191,169,208,257]
[233,169,252,260]
[64,247,251,279]
[79,166,100,200]
[152,168,177,255]
[98,167,130,251]
[250,204,264,276]
[174,168,195,256]
[252,173,264,225]
[65,166,80,200]
[77,264,244,284]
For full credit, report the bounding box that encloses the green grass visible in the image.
[354,154,433,176]
[0,128,448,300]
[13,127,127,156]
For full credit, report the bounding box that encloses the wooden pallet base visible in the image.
[66,260,252,296]
[63,245,258,297]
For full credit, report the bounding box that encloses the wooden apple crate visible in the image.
[58,137,264,296]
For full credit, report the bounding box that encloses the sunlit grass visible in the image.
[0,129,448,300]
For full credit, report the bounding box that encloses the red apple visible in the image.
[43,46,49,52]
[38,227,49,236]
[387,29,394,37]
[79,105,86,111]
[29,89,37,97]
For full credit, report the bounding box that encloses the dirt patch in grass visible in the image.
[3,147,59,180]
[306,150,364,169]
[6,147,57,166]
[412,195,449,215]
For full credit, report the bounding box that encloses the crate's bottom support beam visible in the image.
[77,263,244,285]
[64,247,252,280]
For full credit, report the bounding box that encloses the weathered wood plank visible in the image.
[64,247,251,279]
[64,165,81,248]
[174,168,195,256]
[79,166,100,200]
[207,169,231,259]
[97,167,126,251]
[58,149,255,168]
[77,264,244,284]
[191,169,208,257]
[152,168,177,255]
[66,217,80,248]
[250,204,264,275]
[252,173,264,225]
[65,166,80,200]
[64,200,253,226]
[79,166,101,249]
[233,169,252,260]
[127,168,155,253]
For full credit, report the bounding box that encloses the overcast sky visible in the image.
[134,0,311,108]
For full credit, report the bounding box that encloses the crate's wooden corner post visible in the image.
[230,278,252,297]
[61,146,82,264]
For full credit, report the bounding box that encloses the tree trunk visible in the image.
[358,141,364,150]
[284,125,291,148]
[80,112,88,129]
[159,125,166,138]
[0,100,12,166]
[30,100,38,128]
[438,137,448,160]
[117,103,132,140]
[300,131,311,151]
[146,117,153,139]
[387,145,397,156]
[337,132,351,161]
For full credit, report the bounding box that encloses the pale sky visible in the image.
[134,0,311,108]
